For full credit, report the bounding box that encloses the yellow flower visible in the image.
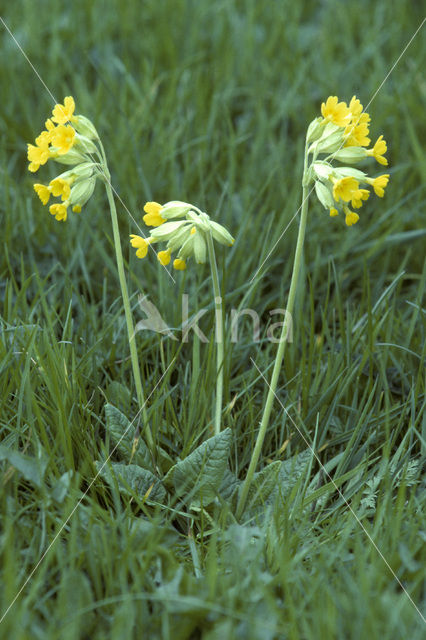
[331,176,359,202]
[367,135,388,165]
[351,188,370,209]
[49,177,72,200]
[143,202,166,227]
[52,97,76,125]
[173,258,186,271]
[157,249,171,266]
[329,207,339,217]
[343,206,359,226]
[348,96,363,119]
[27,136,50,172]
[33,183,51,205]
[50,124,75,155]
[49,203,68,222]
[72,205,82,213]
[130,234,151,258]
[366,174,390,197]
[321,96,351,127]
[344,115,371,147]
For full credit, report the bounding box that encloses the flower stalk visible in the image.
[206,231,224,435]
[236,179,310,520]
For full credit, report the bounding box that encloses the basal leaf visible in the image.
[104,404,152,470]
[95,461,166,502]
[164,428,232,506]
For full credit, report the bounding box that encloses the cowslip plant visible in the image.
[236,95,390,519]
[28,97,153,453]
[130,201,234,435]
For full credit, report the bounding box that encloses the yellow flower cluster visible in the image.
[307,95,389,226]
[130,201,234,270]
[28,97,99,221]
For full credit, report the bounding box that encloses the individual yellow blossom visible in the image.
[343,206,359,226]
[72,205,82,213]
[331,176,359,202]
[52,96,76,125]
[50,124,75,155]
[157,249,171,266]
[33,183,51,205]
[348,96,363,119]
[130,234,151,259]
[329,207,339,217]
[351,188,370,209]
[27,136,51,172]
[49,177,72,200]
[367,135,388,165]
[321,96,351,127]
[366,174,390,197]
[344,115,371,147]
[49,203,68,222]
[143,202,166,227]
[173,258,187,270]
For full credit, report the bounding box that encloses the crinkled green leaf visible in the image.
[164,428,232,506]
[218,468,241,503]
[239,461,281,515]
[51,470,75,503]
[276,449,311,496]
[95,461,166,502]
[0,444,47,488]
[104,404,152,470]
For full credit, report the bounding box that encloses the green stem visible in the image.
[103,172,154,453]
[207,232,224,436]
[236,176,310,519]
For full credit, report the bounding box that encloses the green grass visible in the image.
[1,1,425,638]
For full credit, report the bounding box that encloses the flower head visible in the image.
[29,98,100,221]
[366,174,389,198]
[130,235,151,259]
[306,95,389,227]
[49,202,68,222]
[321,96,351,127]
[50,177,72,200]
[331,176,359,203]
[173,258,186,271]
[367,136,388,165]
[131,200,234,269]
[143,202,166,227]
[50,124,75,155]
[52,97,76,125]
[27,136,51,172]
[33,183,51,205]
[343,206,359,226]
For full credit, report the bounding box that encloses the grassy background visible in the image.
[1,0,425,638]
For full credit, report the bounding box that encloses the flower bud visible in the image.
[75,134,98,154]
[54,148,87,166]
[306,117,323,143]
[161,201,192,219]
[333,147,368,164]
[208,220,235,246]
[150,220,189,240]
[69,177,96,207]
[315,181,334,209]
[73,115,99,140]
[193,230,207,263]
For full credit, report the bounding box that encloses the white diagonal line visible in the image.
[249,16,426,284]
[250,357,426,625]
[0,358,175,625]
[0,16,176,283]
